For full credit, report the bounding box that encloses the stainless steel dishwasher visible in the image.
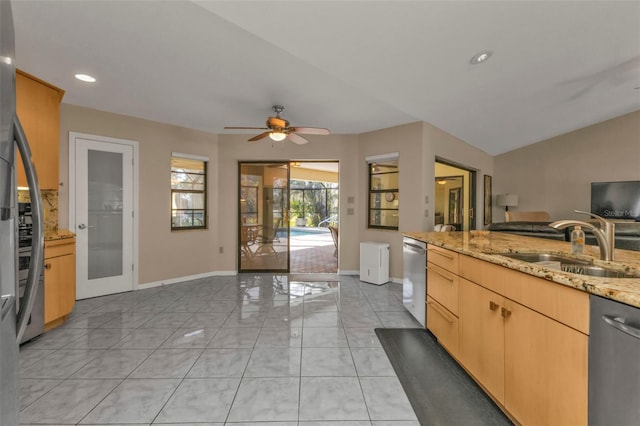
[402,237,426,327]
[589,294,640,425]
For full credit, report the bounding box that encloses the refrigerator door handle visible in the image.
[14,116,45,343]
[1,294,15,321]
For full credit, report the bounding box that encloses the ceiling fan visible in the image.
[224,105,330,144]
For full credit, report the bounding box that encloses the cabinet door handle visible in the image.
[430,250,454,261]
[489,301,499,311]
[501,307,511,318]
[427,301,455,324]
[44,263,52,270]
[427,266,454,283]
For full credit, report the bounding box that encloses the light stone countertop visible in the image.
[44,229,76,241]
[404,231,640,309]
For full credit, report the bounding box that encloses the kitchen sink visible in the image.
[500,252,639,279]
[500,252,590,265]
[559,264,639,279]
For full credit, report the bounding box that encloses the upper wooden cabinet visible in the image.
[16,69,64,190]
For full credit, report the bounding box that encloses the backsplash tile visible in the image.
[17,189,58,233]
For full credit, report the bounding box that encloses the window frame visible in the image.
[367,154,399,230]
[171,153,208,231]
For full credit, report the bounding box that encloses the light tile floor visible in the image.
[19,274,421,425]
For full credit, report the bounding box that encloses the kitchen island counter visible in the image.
[404,231,640,308]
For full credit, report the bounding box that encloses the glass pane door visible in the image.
[75,136,134,300]
[88,150,124,279]
[239,162,289,272]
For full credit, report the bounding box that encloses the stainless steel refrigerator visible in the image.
[1,0,45,423]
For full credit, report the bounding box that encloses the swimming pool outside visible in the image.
[284,226,330,237]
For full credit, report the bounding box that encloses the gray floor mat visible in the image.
[375,328,513,426]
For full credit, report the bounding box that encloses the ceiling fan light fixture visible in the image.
[269,132,287,141]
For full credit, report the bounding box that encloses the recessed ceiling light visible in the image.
[470,50,493,65]
[75,73,96,83]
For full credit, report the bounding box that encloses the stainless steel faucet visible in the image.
[550,210,616,261]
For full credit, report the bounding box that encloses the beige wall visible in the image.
[58,105,495,285]
[358,122,425,278]
[357,122,494,278]
[494,110,640,221]
[56,104,638,286]
[59,104,221,284]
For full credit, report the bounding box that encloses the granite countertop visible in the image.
[404,231,640,309]
[44,229,76,241]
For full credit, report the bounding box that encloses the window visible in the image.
[171,154,207,230]
[367,153,399,229]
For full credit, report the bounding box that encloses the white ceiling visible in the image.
[12,1,640,155]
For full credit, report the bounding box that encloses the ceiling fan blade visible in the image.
[225,126,269,130]
[291,127,330,135]
[287,133,309,145]
[248,131,271,141]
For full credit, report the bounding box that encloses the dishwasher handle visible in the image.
[602,314,640,340]
[403,242,426,254]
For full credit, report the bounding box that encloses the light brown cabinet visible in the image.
[44,237,76,328]
[458,277,506,402]
[426,245,589,425]
[16,69,64,190]
[458,253,588,426]
[426,245,460,357]
[503,298,588,425]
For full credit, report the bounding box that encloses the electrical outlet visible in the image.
[424,209,429,217]
[218,246,224,254]
[347,196,355,204]
[347,208,355,215]
[425,195,429,204]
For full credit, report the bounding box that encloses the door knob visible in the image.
[78,223,94,230]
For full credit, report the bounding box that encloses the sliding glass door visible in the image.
[238,162,290,272]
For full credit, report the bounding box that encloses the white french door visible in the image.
[69,132,137,299]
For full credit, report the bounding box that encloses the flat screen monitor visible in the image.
[591,181,640,220]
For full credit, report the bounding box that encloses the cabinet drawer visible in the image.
[428,245,459,274]
[427,296,459,357]
[427,262,459,315]
[460,253,589,334]
[45,239,75,259]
